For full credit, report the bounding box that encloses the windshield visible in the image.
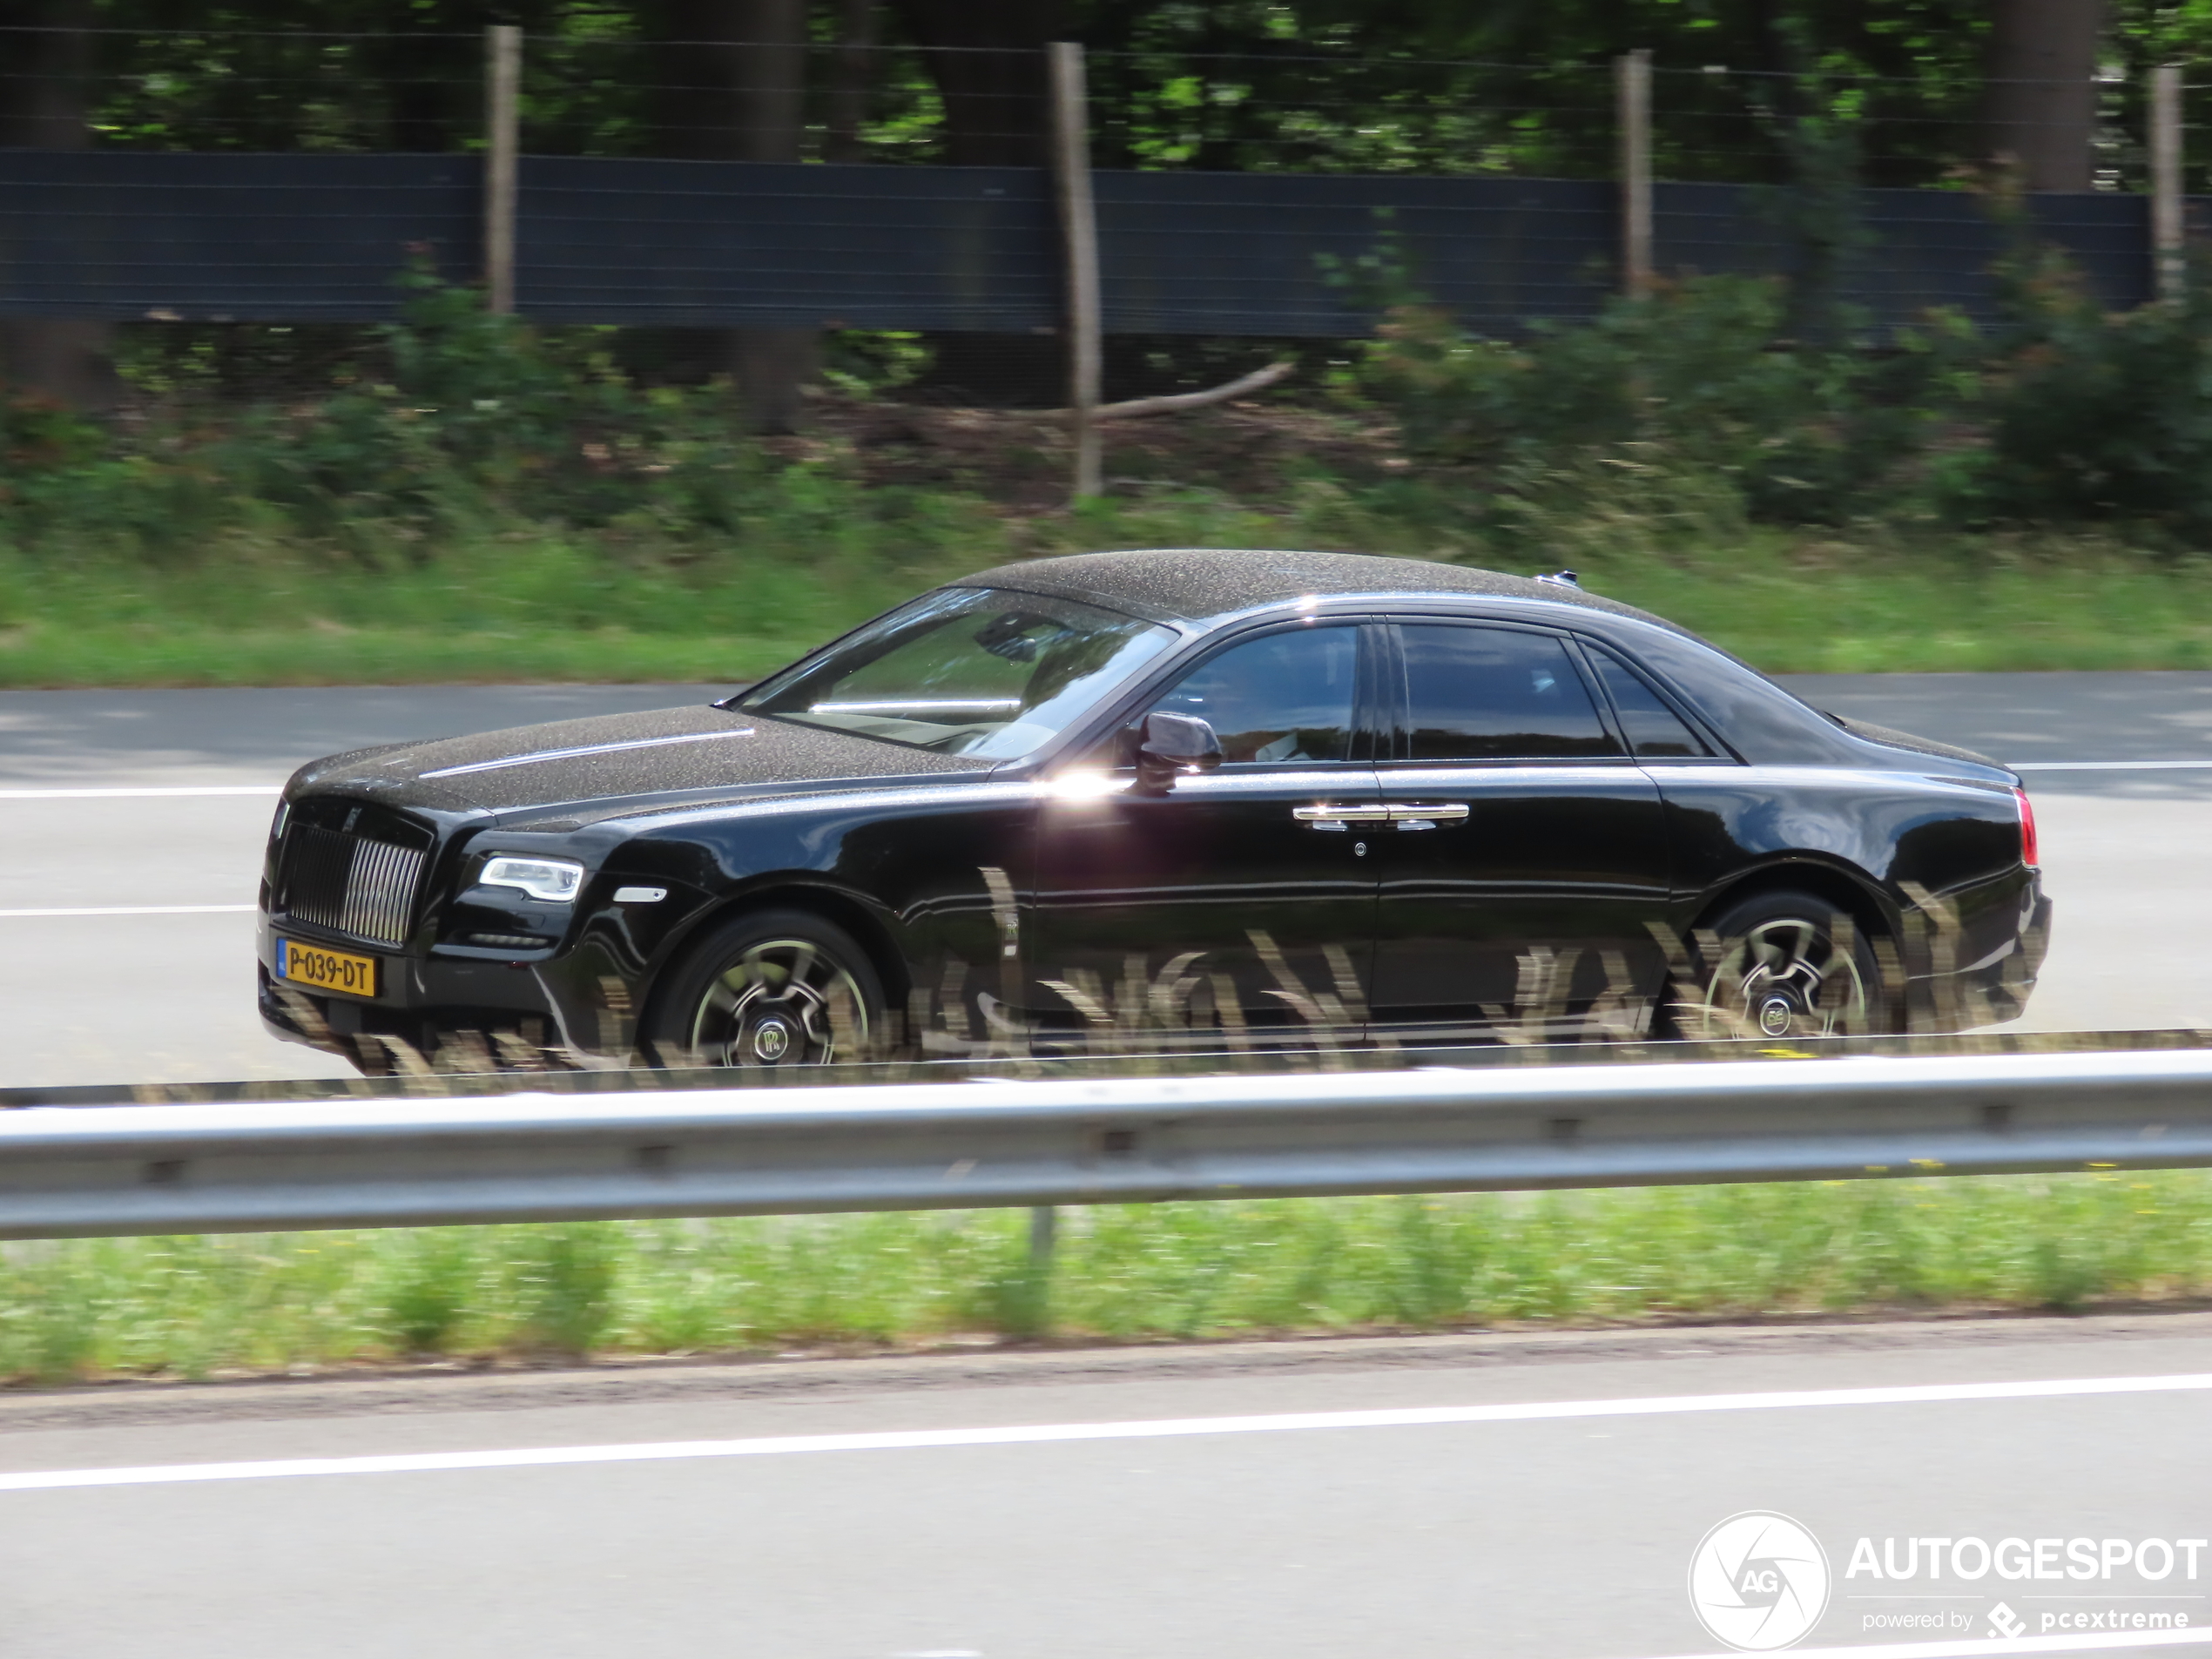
[738,587,1177,760]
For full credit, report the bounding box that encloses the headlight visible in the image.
[480,855,585,904]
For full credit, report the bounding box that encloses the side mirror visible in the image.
[1135,711,1223,793]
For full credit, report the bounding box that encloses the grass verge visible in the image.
[8,469,2212,687]
[4,1172,2208,1386]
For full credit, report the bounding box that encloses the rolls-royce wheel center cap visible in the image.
[752,1020,792,1062]
[1757,995,1795,1036]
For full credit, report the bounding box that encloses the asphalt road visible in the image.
[2,1314,2209,1658]
[0,672,2204,1087]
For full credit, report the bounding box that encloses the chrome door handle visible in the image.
[1384,802,1469,819]
[1293,803,1390,829]
[1384,802,1470,831]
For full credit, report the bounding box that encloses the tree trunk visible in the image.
[0,0,117,409]
[826,0,876,163]
[890,0,1063,166]
[1984,0,2106,192]
[647,0,815,432]
[888,0,1069,405]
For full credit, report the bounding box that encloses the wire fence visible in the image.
[0,26,2202,411]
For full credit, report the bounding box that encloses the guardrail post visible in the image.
[993,1204,1057,1339]
[484,24,522,315]
[2154,62,2185,302]
[1048,41,1103,501]
[1617,49,1654,299]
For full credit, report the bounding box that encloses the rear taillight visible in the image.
[2013,786,2039,869]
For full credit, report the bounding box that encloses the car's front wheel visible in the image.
[643,908,886,1068]
[1676,887,1890,1040]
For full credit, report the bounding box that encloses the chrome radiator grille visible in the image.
[279,824,428,948]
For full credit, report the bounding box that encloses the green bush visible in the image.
[1948,254,2212,536]
[1359,277,1971,524]
[17,256,2212,561]
[376,1229,482,1354]
[1358,248,2212,543]
[514,1224,620,1356]
[0,264,769,561]
[239,268,764,541]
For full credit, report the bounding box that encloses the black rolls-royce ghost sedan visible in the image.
[259,549,2048,1072]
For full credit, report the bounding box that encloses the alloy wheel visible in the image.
[1696,914,1872,1040]
[685,937,872,1066]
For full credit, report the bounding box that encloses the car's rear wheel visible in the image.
[1677,888,1889,1040]
[644,908,886,1068]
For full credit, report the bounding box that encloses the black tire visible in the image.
[1674,887,1892,1040]
[642,908,887,1068]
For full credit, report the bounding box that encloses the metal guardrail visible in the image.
[2,1048,2210,1239]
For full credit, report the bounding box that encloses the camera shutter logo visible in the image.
[1688,1511,1832,1651]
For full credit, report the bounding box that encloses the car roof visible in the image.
[954,548,1686,634]
[948,548,2011,778]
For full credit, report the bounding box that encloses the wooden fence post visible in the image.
[1049,41,1103,501]
[2154,62,2185,302]
[1617,49,1654,299]
[484,24,522,315]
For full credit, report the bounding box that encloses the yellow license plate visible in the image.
[276,938,380,999]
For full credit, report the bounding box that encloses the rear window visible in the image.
[1587,649,1713,759]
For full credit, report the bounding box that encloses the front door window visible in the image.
[1029,624,1379,1049]
[1149,628,1358,764]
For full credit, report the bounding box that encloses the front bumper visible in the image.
[256,912,633,1066]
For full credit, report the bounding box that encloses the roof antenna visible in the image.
[1534,570,1581,589]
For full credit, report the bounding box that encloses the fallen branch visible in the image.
[1064,359,1295,422]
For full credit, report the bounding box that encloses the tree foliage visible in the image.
[34,0,2154,188]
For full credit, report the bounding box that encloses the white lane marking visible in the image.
[2013,760,2212,771]
[0,786,281,799]
[0,904,255,920]
[3,1371,2209,1494]
[1631,1629,2210,1659]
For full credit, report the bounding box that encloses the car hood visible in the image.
[290,704,994,813]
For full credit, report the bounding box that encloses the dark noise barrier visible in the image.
[0,150,2166,334]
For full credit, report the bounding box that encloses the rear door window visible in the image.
[1397,624,1621,761]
